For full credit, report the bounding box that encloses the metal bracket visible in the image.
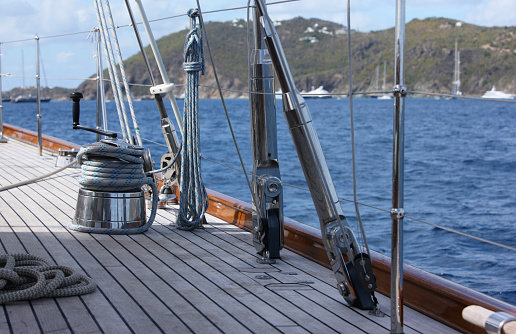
[390,208,405,219]
[393,84,407,97]
[150,83,175,95]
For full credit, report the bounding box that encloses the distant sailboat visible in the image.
[378,61,392,100]
[452,40,462,97]
[11,49,51,103]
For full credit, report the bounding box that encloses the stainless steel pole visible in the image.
[0,42,7,143]
[124,0,181,185]
[132,0,183,136]
[96,29,101,142]
[391,0,406,332]
[98,35,108,134]
[36,35,42,155]
[249,6,283,259]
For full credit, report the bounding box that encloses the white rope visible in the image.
[0,159,77,192]
[0,254,96,304]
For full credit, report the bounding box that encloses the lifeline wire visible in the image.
[176,9,208,231]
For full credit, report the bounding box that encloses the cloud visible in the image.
[56,51,75,63]
[1,1,37,16]
[465,0,516,26]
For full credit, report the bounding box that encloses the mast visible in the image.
[382,61,387,91]
[21,50,25,93]
[453,40,461,96]
[375,63,380,91]
[35,35,42,156]
[0,42,7,143]
[249,5,283,261]
[391,0,406,332]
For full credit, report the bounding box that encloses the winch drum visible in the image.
[73,188,147,229]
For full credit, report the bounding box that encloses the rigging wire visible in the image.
[103,0,142,146]
[345,0,371,258]
[93,0,131,142]
[194,0,258,210]
[0,0,300,45]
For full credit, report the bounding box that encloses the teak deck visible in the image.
[0,139,458,333]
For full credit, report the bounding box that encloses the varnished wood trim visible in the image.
[5,124,515,333]
[3,124,80,152]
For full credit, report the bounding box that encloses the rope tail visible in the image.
[177,8,208,231]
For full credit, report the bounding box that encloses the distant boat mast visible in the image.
[382,61,387,91]
[21,50,25,92]
[452,40,462,96]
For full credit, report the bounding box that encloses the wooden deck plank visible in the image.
[0,139,462,334]
[91,232,225,333]
[0,187,109,334]
[125,227,282,333]
[0,161,146,333]
[191,205,462,333]
[148,222,349,333]
[163,218,380,329]
[5,303,43,334]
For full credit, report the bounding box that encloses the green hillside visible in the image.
[69,17,516,98]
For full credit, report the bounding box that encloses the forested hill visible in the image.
[76,16,516,99]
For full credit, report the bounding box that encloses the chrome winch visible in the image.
[68,92,158,234]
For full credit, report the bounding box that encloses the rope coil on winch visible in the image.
[176,8,208,231]
[0,254,96,304]
[68,142,158,234]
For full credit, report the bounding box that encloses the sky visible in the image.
[1,0,516,91]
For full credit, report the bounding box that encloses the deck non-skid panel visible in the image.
[0,140,458,333]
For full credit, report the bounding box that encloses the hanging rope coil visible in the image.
[68,142,158,234]
[0,254,96,304]
[177,9,208,231]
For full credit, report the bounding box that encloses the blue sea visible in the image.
[3,97,515,305]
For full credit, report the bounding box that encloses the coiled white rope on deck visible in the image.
[0,254,96,304]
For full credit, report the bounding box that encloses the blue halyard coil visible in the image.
[176,8,209,231]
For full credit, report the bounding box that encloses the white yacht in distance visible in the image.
[482,85,514,99]
[301,85,332,99]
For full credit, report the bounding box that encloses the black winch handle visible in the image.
[70,92,117,138]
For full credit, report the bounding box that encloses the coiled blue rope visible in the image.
[68,142,158,234]
[177,8,208,231]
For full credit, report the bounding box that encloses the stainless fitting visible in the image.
[485,312,516,334]
[393,84,407,97]
[390,208,405,219]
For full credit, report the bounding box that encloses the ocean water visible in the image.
[3,97,515,305]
